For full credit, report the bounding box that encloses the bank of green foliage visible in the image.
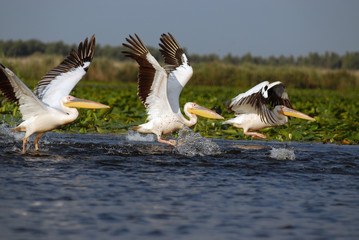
[1,82,358,144]
[2,55,359,90]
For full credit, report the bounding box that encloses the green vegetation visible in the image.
[1,81,358,144]
[3,55,359,90]
[0,51,358,144]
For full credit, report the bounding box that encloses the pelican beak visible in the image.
[64,98,110,109]
[188,105,224,119]
[280,107,315,121]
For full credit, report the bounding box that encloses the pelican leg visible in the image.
[22,137,28,154]
[162,136,177,145]
[244,131,267,139]
[35,133,44,151]
[158,138,176,146]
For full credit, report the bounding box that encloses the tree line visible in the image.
[1,39,359,70]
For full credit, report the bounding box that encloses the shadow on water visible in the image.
[1,126,359,239]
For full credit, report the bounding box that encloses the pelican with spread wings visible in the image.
[122,33,223,145]
[223,81,315,138]
[0,35,110,153]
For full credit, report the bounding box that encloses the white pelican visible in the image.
[0,35,110,153]
[122,33,224,145]
[223,81,315,139]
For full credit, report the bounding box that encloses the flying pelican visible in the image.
[223,81,315,139]
[122,33,224,145]
[0,35,110,153]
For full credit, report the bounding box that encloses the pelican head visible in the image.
[62,96,110,109]
[185,102,224,119]
[276,105,315,121]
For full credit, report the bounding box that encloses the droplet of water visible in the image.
[175,127,221,157]
[269,147,296,160]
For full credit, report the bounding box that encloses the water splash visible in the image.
[126,131,155,142]
[269,147,296,160]
[175,127,221,157]
[0,123,24,142]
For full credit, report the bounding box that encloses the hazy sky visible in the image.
[1,0,358,57]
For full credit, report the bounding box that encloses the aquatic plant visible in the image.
[1,82,357,144]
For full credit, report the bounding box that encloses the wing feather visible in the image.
[229,81,269,114]
[267,82,292,108]
[34,35,95,110]
[0,64,48,121]
[122,34,172,119]
[158,33,193,114]
[0,63,19,104]
[159,33,186,67]
[229,81,292,124]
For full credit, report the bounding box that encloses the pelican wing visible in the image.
[229,81,269,114]
[229,81,292,124]
[266,81,292,108]
[0,64,48,120]
[159,33,187,68]
[33,35,95,110]
[158,33,193,114]
[122,34,172,119]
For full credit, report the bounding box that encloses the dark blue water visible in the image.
[0,131,358,240]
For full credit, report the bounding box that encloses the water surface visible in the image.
[0,131,358,240]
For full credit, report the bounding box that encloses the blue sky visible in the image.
[0,0,358,57]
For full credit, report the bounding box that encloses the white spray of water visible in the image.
[0,122,24,152]
[126,131,155,142]
[0,123,24,141]
[269,147,296,161]
[175,127,221,157]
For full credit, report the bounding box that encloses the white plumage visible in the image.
[122,33,223,145]
[224,81,315,138]
[0,35,110,153]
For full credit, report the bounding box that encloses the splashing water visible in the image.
[0,123,24,142]
[126,131,155,142]
[269,147,296,160]
[175,127,221,157]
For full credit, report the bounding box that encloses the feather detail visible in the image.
[122,34,158,106]
[229,81,292,124]
[34,35,95,100]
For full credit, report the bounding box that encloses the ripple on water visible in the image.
[0,133,359,240]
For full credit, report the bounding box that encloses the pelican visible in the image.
[223,81,315,138]
[122,33,224,145]
[0,35,110,153]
